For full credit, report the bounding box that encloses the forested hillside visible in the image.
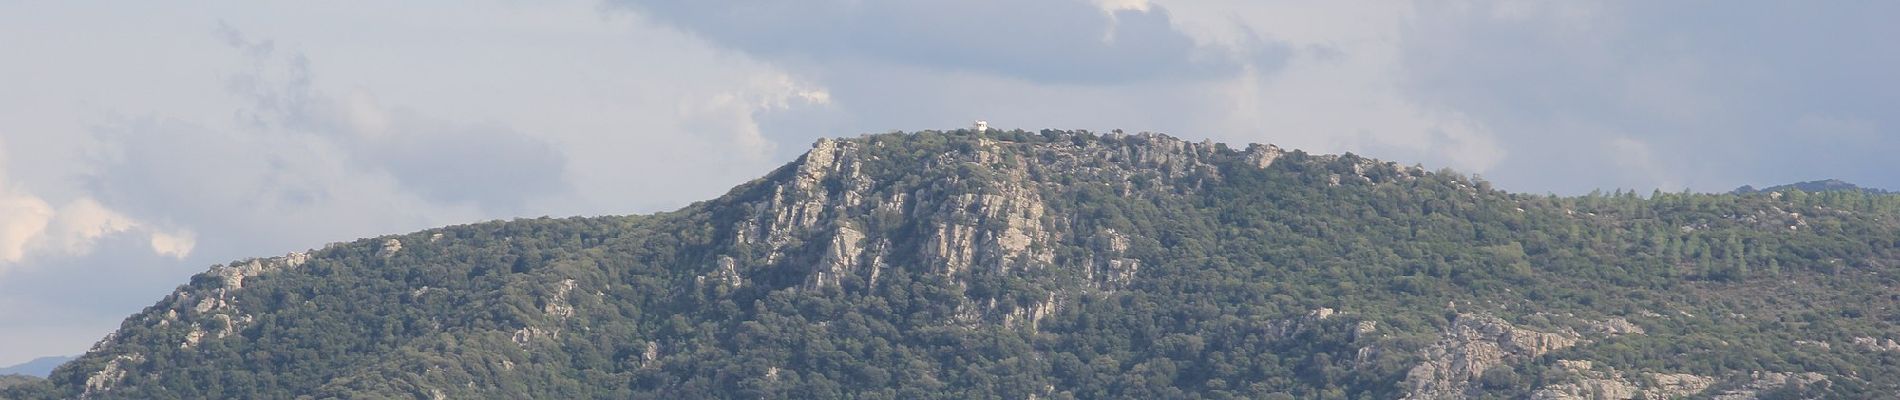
[6,130,1899,399]
[1734,179,1891,195]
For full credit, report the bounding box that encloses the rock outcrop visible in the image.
[79,354,142,399]
[707,131,1334,325]
[1706,371,1829,400]
[1587,317,1644,336]
[1853,336,1900,352]
[1530,360,1715,400]
[1263,308,1344,340]
[1402,313,1582,399]
[376,238,403,258]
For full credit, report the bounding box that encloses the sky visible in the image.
[0,1,1896,366]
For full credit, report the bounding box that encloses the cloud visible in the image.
[0,183,52,264]
[41,199,140,256]
[212,26,572,212]
[606,0,1521,180]
[603,0,1313,174]
[1604,136,1678,190]
[0,139,192,274]
[148,230,196,259]
[1394,1,1900,192]
[612,0,1286,84]
[80,115,486,260]
[0,0,851,365]
[676,72,834,159]
[1100,1,1509,175]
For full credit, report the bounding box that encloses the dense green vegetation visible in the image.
[1734,179,1891,195]
[6,130,1900,399]
[0,376,40,392]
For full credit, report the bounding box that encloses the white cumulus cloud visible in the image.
[148,230,197,260]
[0,185,53,264]
[0,140,194,276]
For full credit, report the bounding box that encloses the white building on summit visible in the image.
[973,120,989,133]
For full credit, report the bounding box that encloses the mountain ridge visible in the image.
[7,129,1900,399]
[0,357,70,379]
[1733,179,1891,195]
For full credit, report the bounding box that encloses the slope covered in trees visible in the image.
[6,130,1900,399]
[1734,179,1891,195]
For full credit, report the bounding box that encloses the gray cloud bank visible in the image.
[615,0,1287,84]
[1397,2,1900,192]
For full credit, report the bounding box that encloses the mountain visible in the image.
[1733,179,1891,195]
[7,129,1900,399]
[0,357,72,378]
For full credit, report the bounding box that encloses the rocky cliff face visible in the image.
[700,132,1352,326]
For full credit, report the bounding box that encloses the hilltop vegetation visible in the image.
[6,130,1900,399]
[1734,179,1891,195]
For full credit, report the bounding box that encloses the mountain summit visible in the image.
[7,129,1900,399]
